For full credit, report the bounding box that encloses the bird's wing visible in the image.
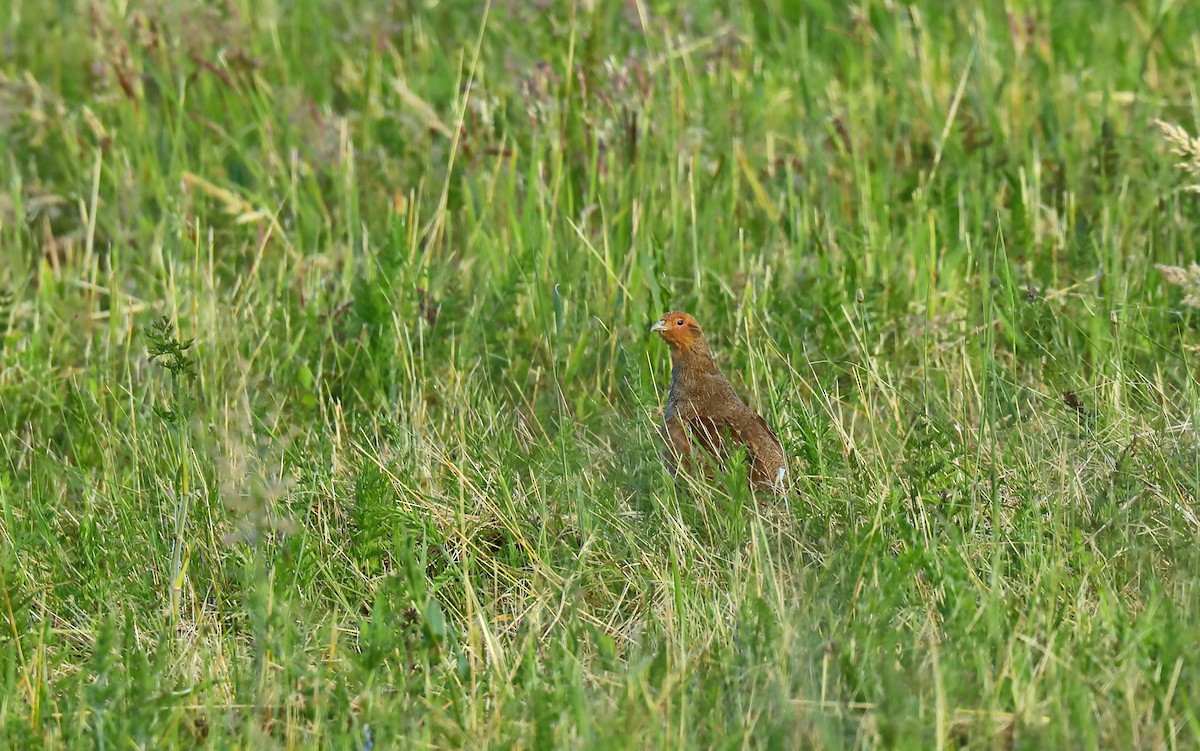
[681,415,726,457]
[745,410,782,449]
[691,405,782,458]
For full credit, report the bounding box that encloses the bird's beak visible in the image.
[650,320,667,333]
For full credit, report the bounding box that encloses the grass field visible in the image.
[3,0,1200,747]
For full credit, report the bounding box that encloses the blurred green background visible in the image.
[3,0,1200,747]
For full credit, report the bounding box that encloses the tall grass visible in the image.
[3,0,1200,747]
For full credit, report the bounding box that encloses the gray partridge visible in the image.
[651,311,787,495]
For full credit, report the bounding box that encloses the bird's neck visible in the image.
[670,343,719,383]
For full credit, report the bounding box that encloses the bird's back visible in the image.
[665,357,786,494]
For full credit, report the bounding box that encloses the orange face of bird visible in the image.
[651,311,705,351]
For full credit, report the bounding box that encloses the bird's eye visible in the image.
[676,319,684,326]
